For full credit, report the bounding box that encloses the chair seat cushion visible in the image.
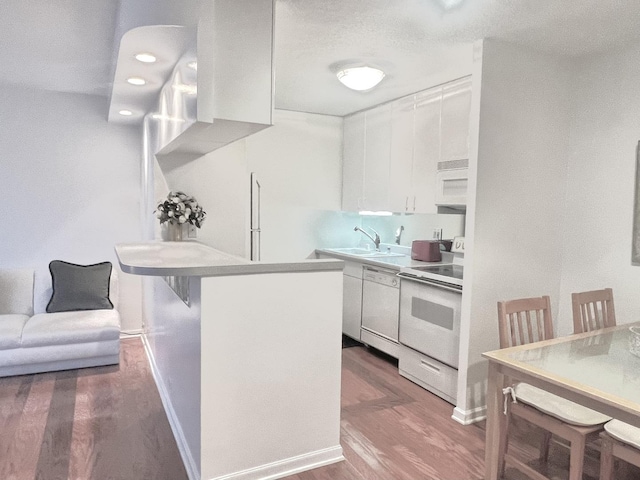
[0,314,30,349]
[515,383,611,426]
[604,419,640,449]
[22,310,120,348]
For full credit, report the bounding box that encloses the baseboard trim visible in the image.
[207,445,344,480]
[120,329,143,338]
[141,335,200,480]
[452,405,487,425]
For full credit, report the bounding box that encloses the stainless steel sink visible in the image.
[326,248,405,258]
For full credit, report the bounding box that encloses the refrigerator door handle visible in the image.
[250,172,261,261]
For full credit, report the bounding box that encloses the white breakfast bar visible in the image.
[115,241,345,480]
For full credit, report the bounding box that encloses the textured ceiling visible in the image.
[2,0,640,116]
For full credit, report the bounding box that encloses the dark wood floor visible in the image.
[286,344,640,480]
[0,337,187,480]
[1,339,637,480]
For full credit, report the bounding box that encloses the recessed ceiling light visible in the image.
[118,110,133,116]
[336,66,385,91]
[187,61,197,71]
[134,53,157,63]
[127,77,146,86]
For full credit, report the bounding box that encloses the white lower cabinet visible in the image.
[342,261,363,340]
[398,345,458,405]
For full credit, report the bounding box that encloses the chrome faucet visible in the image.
[395,225,404,245]
[354,226,381,251]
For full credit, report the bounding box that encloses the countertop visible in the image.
[315,248,450,271]
[115,241,344,277]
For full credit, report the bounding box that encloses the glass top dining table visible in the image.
[482,323,640,480]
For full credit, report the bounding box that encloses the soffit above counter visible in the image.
[108,0,275,160]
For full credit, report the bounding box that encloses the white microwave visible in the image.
[435,159,468,207]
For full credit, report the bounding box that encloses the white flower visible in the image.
[185,208,191,216]
[178,216,187,223]
[168,211,174,217]
[156,211,163,218]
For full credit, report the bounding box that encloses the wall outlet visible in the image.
[187,224,197,238]
[433,228,443,240]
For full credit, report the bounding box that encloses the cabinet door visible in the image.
[440,76,472,163]
[343,272,363,339]
[412,88,441,214]
[363,103,392,211]
[389,95,415,213]
[342,111,366,211]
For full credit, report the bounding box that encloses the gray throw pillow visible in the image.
[46,261,114,313]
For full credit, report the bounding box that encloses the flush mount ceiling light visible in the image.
[126,77,147,86]
[134,52,157,63]
[118,109,133,116]
[336,66,385,91]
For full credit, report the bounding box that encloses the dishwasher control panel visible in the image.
[363,267,399,288]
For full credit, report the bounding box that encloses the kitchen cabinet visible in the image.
[342,105,392,212]
[342,111,366,212]
[342,261,363,340]
[316,253,363,339]
[342,76,472,213]
[363,103,392,211]
[411,88,441,214]
[388,95,415,213]
[440,76,472,164]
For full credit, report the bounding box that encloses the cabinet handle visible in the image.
[420,360,441,374]
[405,196,409,211]
[413,196,416,211]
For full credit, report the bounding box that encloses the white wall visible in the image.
[557,44,640,335]
[0,85,143,331]
[162,141,249,258]
[457,39,572,416]
[245,110,345,261]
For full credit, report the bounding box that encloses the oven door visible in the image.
[399,277,461,369]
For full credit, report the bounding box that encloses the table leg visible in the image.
[485,361,505,480]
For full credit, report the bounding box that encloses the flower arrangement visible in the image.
[156,191,206,228]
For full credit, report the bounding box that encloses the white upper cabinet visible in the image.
[363,103,392,211]
[389,95,415,213]
[342,111,366,211]
[440,77,472,164]
[342,76,472,213]
[412,88,442,214]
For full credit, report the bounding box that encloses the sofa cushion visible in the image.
[46,261,113,313]
[0,270,34,316]
[0,314,30,349]
[22,310,120,348]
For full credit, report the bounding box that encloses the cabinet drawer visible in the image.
[398,345,457,404]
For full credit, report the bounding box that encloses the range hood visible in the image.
[109,0,274,163]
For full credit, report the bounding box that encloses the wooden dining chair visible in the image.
[600,420,640,480]
[497,295,611,480]
[571,287,616,334]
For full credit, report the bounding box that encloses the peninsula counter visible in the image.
[115,241,345,480]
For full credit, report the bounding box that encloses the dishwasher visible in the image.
[361,265,400,358]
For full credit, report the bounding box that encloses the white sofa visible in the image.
[0,268,121,377]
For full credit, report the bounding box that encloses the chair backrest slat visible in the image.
[497,295,554,349]
[571,288,616,334]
